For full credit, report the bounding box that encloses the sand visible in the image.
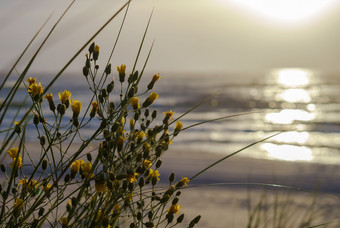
[159,150,340,227]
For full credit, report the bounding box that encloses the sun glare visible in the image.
[220,0,337,24]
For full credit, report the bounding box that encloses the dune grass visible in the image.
[0,1,338,227]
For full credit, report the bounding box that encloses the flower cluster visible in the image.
[0,42,200,228]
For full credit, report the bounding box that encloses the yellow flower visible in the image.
[168,204,181,214]
[175,121,183,131]
[129,119,135,129]
[28,82,44,97]
[71,99,82,117]
[94,45,100,53]
[143,143,151,152]
[127,172,138,183]
[60,217,69,226]
[45,93,53,102]
[180,177,190,187]
[126,193,133,202]
[113,204,121,212]
[148,169,160,181]
[143,160,152,169]
[147,73,161,90]
[81,162,94,179]
[174,121,183,136]
[43,183,52,193]
[19,179,38,190]
[136,131,145,141]
[58,90,71,104]
[117,64,126,82]
[8,147,18,159]
[142,92,159,108]
[116,64,126,75]
[26,77,36,85]
[152,73,161,83]
[10,155,23,169]
[163,110,174,119]
[130,97,140,109]
[70,160,84,175]
[91,101,98,111]
[14,198,24,212]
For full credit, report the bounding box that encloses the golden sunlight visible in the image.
[262,143,313,161]
[220,0,337,24]
[277,69,310,87]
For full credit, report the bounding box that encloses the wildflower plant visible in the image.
[0,1,291,227]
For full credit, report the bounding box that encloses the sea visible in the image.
[1,68,340,165]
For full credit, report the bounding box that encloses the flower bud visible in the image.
[89,42,95,54]
[177,214,184,223]
[128,71,138,83]
[151,110,157,119]
[147,73,161,90]
[86,153,92,161]
[155,159,162,169]
[57,104,66,116]
[39,136,46,146]
[117,64,126,83]
[105,63,111,75]
[38,207,45,217]
[107,81,114,93]
[167,213,174,224]
[142,92,158,108]
[169,172,175,183]
[189,215,201,227]
[83,66,89,77]
[93,45,100,61]
[42,159,48,170]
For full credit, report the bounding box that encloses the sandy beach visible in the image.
[159,150,340,227]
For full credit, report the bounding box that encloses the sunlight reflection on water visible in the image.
[263,68,317,162]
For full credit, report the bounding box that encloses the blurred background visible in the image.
[1,0,340,165]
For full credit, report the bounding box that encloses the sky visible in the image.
[1,0,340,76]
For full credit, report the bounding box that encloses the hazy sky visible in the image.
[1,0,340,75]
